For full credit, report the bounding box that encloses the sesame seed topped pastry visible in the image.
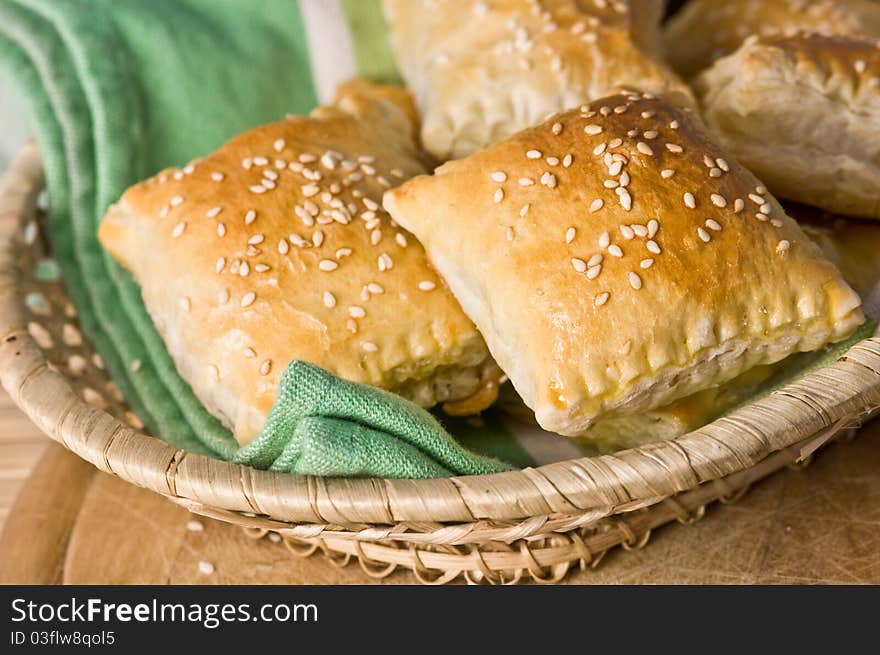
[696,34,880,220]
[383,92,865,439]
[98,85,499,445]
[381,0,693,161]
[664,0,880,78]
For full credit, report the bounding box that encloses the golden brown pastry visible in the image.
[99,84,498,445]
[384,91,864,439]
[696,34,880,220]
[664,0,880,78]
[791,203,880,297]
[381,0,694,161]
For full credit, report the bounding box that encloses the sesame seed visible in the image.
[593,143,607,156]
[506,226,515,241]
[198,561,215,576]
[336,247,352,258]
[491,171,507,182]
[669,120,679,129]
[241,292,256,308]
[250,185,266,194]
[527,149,542,159]
[572,258,587,273]
[565,227,576,243]
[594,292,610,307]
[756,185,767,194]
[636,142,653,156]
[710,194,727,208]
[217,224,226,237]
[646,240,661,254]
[683,192,696,209]
[760,203,772,214]
[239,261,250,277]
[585,264,601,279]
[540,172,557,188]
[362,342,379,352]
[697,227,711,242]
[620,225,635,240]
[242,157,253,170]
[703,155,715,168]
[618,188,632,210]
[378,253,393,271]
[608,244,623,258]
[263,169,279,181]
[619,171,630,187]
[665,143,683,153]
[585,254,602,268]
[346,319,358,334]
[247,234,264,245]
[253,156,269,166]
[643,130,658,139]
[584,124,602,135]
[598,231,610,248]
[494,188,505,203]
[419,280,437,291]
[520,204,530,217]
[749,194,765,205]
[609,138,623,148]
[211,172,224,182]
[706,219,722,231]
[660,169,675,179]
[260,360,272,375]
[604,180,618,189]
[302,184,319,197]
[609,161,623,176]
[255,264,270,273]
[215,257,225,273]
[519,177,535,186]
[776,240,791,253]
[756,213,769,222]
[171,221,186,238]
[855,59,867,74]
[734,199,745,212]
[640,258,654,269]
[349,305,366,318]
[628,272,642,289]
[641,111,655,119]
[299,153,316,163]
[716,158,730,171]
[323,292,336,308]
[546,156,560,166]
[563,154,573,167]
[770,218,784,228]
[552,122,563,134]
[319,259,338,272]
[648,219,659,238]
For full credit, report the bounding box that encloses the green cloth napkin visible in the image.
[0,0,523,478]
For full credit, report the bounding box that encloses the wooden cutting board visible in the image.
[2,420,880,584]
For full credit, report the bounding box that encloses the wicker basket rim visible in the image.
[3,140,880,531]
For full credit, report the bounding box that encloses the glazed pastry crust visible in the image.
[382,0,693,161]
[664,0,880,78]
[384,92,864,437]
[99,85,496,445]
[696,34,880,220]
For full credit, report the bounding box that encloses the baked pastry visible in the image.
[696,34,880,220]
[664,0,880,78]
[790,203,880,298]
[381,0,694,160]
[99,85,499,445]
[384,91,865,438]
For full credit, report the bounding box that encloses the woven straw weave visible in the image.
[2,141,880,584]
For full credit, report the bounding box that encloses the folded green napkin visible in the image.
[0,0,524,478]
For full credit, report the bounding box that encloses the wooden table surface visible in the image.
[2,388,880,584]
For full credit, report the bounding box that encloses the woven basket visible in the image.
[3,141,880,584]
